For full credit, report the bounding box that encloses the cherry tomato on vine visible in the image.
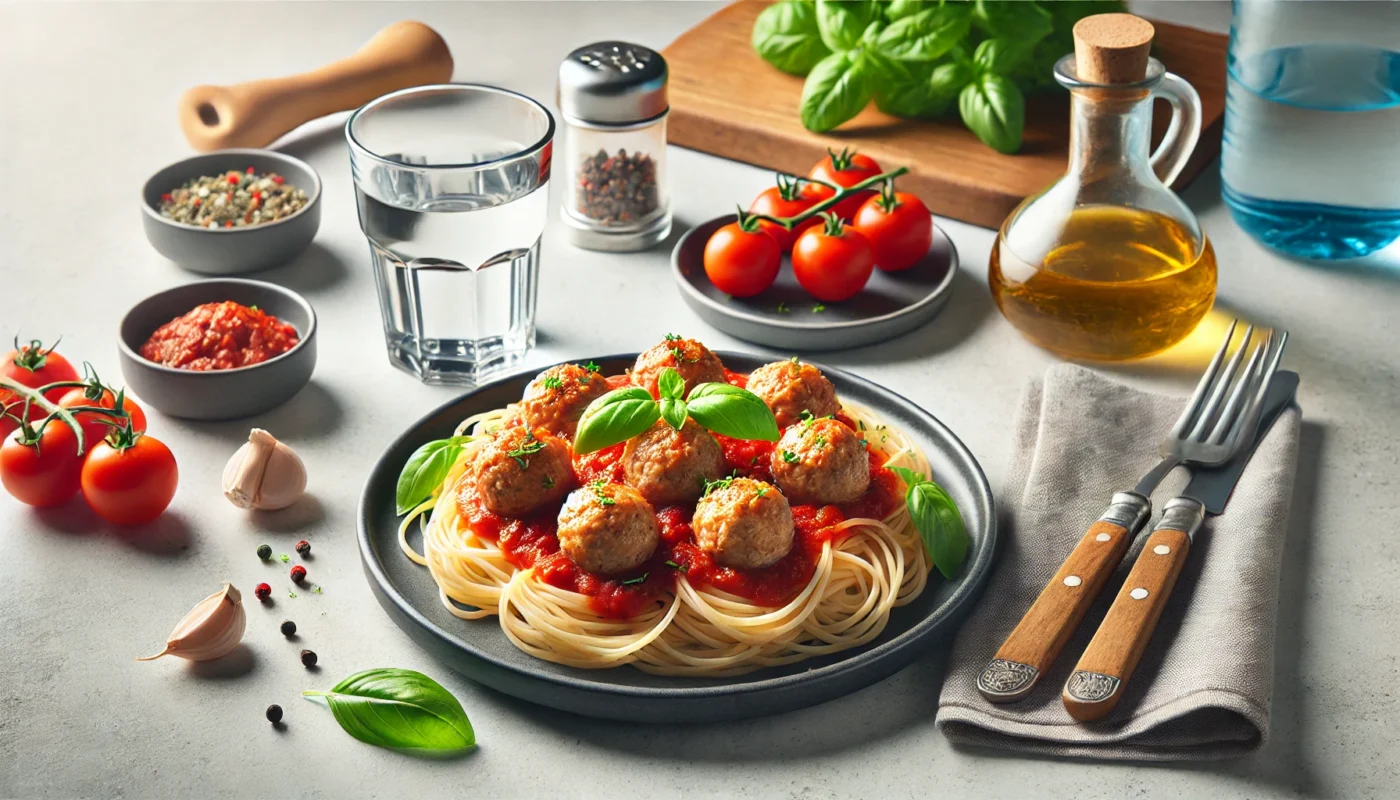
[749,176,820,252]
[0,395,20,443]
[805,148,883,220]
[703,213,782,298]
[58,387,148,448]
[0,420,84,507]
[792,214,876,303]
[80,432,178,526]
[2,338,79,405]
[852,187,935,272]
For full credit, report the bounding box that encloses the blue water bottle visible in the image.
[1222,0,1400,260]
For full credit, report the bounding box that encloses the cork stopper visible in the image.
[1073,14,1154,84]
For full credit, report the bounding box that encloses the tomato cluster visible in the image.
[703,149,935,303]
[1,338,177,525]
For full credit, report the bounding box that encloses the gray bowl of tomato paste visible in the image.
[117,279,317,420]
[140,148,322,274]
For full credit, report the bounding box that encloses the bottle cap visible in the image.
[1073,14,1154,84]
[558,42,668,127]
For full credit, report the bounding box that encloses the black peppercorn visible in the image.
[280,620,296,637]
[300,649,317,668]
[295,540,311,557]
[266,704,283,724]
[257,544,272,561]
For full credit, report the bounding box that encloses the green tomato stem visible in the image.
[748,167,909,230]
[0,376,86,455]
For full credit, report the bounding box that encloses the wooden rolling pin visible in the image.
[178,21,454,152]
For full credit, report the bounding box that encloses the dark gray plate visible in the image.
[673,217,958,351]
[357,353,996,722]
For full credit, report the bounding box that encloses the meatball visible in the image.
[519,363,609,437]
[468,427,573,517]
[746,358,840,429]
[693,478,794,570]
[622,418,726,506]
[632,336,727,397]
[557,483,660,575]
[770,418,869,504]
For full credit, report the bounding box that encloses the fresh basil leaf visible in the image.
[396,436,472,515]
[973,37,1031,75]
[574,387,660,454]
[887,465,927,489]
[686,383,781,442]
[885,0,932,21]
[905,480,970,580]
[304,668,475,755]
[752,0,832,76]
[873,4,971,62]
[660,397,688,431]
[872,54,958,119]
[1008,35,1066,93]
[657,367,686,401]
[972,0,1053,43]
[959,72,1024,154]
[815,0,877,52]
[800,50,874,133]
[930,58,976,99]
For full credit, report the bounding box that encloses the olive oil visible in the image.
[989,206,1217,361]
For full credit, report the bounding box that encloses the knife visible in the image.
[1061,370,1299,721]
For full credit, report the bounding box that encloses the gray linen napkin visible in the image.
[936,364,1301,760]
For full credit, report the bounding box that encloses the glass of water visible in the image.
[347,84,554,384]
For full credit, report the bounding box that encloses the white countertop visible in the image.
[1,2,1395,798]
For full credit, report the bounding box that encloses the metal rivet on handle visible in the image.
[1130,587,1149,600]
[1153,544,1171,555]
[1064,575,1082,587]
[1096,533,1111,542]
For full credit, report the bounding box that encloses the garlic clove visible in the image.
[222,428,307,511]
[137,583,246,662]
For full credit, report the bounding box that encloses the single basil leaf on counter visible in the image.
[657,367,686,402]
[905,479,970,580]
[973,37,1032,76]
[800,50,874,133]
[972,0,1053,44]
[686,383,781,442]
[396,435,473,515]
[573,387,661,454]
[752,0,832,76]
[873,4,971,63]
[304,668,475,755]
[660,397,688,431]
[885,0,933,22]
[959,72,1025,154]
[815,0,877,52]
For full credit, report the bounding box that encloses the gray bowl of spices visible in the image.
[141,148,322,274]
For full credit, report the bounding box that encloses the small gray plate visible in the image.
[358,352,996,723]
[673,216,958,351]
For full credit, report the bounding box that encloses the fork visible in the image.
[977,320,1288,703]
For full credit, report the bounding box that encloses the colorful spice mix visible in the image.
[139,301,300,371]
[575,149,659,226]
[159,168,308,229]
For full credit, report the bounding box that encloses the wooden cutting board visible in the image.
[663,1,1228,230]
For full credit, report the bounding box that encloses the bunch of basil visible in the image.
[752,0,1123,154]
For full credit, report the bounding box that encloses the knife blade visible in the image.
[1061,370,1300,721]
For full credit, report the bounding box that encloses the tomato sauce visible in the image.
[458,369,904,618]
[139,301,299,371]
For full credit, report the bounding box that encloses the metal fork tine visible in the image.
[1168,319,1238,440]
[1210,331,1269,445]
[1189,323,1255,441]
[1225,330,1289,448]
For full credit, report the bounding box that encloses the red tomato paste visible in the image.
[139,301,299,371]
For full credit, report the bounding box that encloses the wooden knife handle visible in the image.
[977,492,1151,703]
[178,21,454,152]
[1062,497,1206,721]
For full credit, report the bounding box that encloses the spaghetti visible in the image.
[399,381,933,677]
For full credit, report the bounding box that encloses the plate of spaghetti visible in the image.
[358,337,996,722]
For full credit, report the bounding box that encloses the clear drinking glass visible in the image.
[347,84,554,385]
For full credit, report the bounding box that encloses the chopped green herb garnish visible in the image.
[776,302,790,314]
[756,487,767,497]
[589,479,616,506]
[543,375,563,390]
[664,333,681,341]
[812,303,826,313]
[507,430,546,469]
[750,455,759,466]
[703,474,736,496]
[665,560,689,574]
[543,475,556,489]
[249,305,260,312]
[621,573,649,585]
[288,591,297,598]
[814,436,827,449]
[782,450,799,464]
[860,438,868,447]
[858,420,867,431]
[313,586,323,594]
[584,360,601,373]
[280,553,290,563]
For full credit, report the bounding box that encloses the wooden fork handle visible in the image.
[977,492,1151,703]
[1063,497,1206,721]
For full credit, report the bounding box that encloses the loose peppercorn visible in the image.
[295,540,311,558]
[280,620,296,637]
[254,583,272,601]
[257,544,272,561]
[300,649,318,668]
[290,564,307,583]
[266,704,283,724]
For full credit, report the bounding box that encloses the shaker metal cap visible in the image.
[558,41,668,126]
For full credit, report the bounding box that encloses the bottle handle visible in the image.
[1149,72,1203,187]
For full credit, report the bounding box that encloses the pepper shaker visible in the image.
[557,41,671,251]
